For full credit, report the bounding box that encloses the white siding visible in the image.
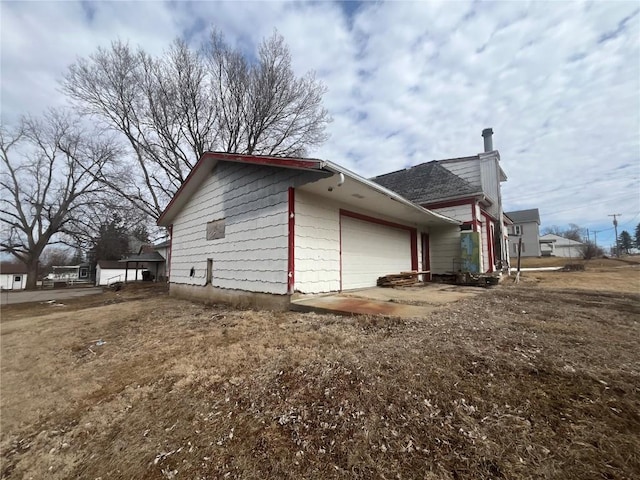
[430,226,462,274]
[441,159,481,187]
[510,221,541,257]
[480,220,490,272]
[169,162,321,295]
[431,204,473,223]
[480,157,500,215]
[294,190,340,293]
[96,267,147,286]
[341,215,412,290]
[0,273,27,290]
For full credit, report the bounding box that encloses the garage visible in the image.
[341,212,416,290]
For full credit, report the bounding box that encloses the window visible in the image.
[514,225,523,235]
[206,259,213,285]
[14,276,21,282]
[79,267,88,278]
[206,219,226,240]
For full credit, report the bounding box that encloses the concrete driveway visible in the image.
[290,283,485,318]
[0,287,104,306]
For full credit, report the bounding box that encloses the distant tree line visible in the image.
[1,29,330,288]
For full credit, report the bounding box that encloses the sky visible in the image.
[1,0,639,249]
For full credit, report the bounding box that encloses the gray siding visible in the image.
[170,162,322,295]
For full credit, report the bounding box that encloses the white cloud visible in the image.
[1,0,638,247]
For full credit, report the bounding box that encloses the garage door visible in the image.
[341,214,413,289]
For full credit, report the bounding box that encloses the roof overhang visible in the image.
[158,152,460,228]
[157,152,326,226]
[300,160,459,227]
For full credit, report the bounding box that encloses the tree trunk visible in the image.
[25,259,39,290]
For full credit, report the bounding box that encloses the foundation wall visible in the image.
[169,283,291,311]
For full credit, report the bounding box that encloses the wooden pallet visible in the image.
[376,271,429,287]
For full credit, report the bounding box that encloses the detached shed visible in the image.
[0,262,28,290]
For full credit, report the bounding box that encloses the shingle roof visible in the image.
[0,262,29,274]
[119,251,166,263]
[505,209,540,224]
[371,161,482,205]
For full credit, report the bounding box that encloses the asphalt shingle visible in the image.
[371,161,481,205]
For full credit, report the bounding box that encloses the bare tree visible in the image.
[542,223,584,242]
[62,30,330,220]
[0,110,117,289]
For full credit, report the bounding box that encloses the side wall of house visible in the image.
[479,155,501,216]
[170,162,323,296]
[510,221,541,257]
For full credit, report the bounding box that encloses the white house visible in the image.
[47,264,92,285]
[0,262,28,290]
[504,209,541,257]
[539,234,585,258]
[373,128,510,273]
[157,152,461,310]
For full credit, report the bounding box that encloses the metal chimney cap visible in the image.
[482,128,494,137]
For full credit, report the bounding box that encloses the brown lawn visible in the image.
[1,267,639,479]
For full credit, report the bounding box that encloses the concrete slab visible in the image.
[290,283,484,318]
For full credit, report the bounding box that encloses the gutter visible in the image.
[321,160,460,226]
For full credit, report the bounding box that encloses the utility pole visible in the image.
[608,214,622,256]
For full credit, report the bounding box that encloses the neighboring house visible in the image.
[47,264,92,285]
[95,260,148,286]
[157,152,461,310]
[539,234,585,258]
[0,262,28,290]
[373,128,509,274]
[504,208,541,257]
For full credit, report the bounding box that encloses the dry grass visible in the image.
[519,255,640,268]
[1,274,639,479]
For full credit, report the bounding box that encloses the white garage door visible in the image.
[341,214,412,290]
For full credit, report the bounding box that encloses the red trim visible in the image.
[340,209,416,233]
[481,209,498,223]
[206,152,323,170]
[339,209,418,275]
[157,155,211,225]
[481,211,496,273]
[422,198,475,210]
[157,152,323,226]
[167,225,173,280]
[480,211,494,272]
[411,232,418,271]
[421,233,431,281]
[287,187,295,294]
[471,202,479,232]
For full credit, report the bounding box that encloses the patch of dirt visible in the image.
[1,274,639,479]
